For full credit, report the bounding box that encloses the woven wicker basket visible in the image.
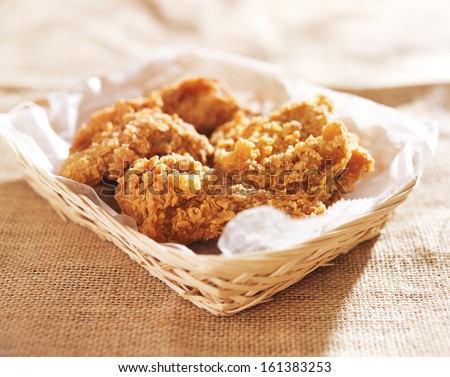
[2,49,429,315]
[1,123,417,315]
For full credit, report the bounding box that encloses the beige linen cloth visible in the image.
[0,0,449,356]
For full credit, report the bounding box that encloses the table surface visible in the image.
[1,0,449,356]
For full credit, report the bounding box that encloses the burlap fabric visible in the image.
[1,0,449,356]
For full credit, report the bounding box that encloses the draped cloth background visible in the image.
[0,0,449,356]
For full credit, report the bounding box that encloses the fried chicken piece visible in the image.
[210,95,332,146]
[209,110,252,146]
[214,119,352,193]
[160,77,240,135]
[70,95,162,153]
[115,153,325,244]
[338,134,375,194]
[268,94,333,138]
[213,96,374,203]
[60,107,214,186]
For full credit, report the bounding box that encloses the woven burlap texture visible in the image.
[1,0,450,356]
[1,85,449,357]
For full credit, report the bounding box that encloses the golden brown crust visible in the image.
[70,95,162,153]
[160,77,240,135]
[115,153,325,244]
[212,96,374,205]
[269,94,333,138]
[210,95,332,146]
[60,107,214,186]
[60,78,375,244]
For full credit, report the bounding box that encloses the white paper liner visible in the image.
[0,48,438,256]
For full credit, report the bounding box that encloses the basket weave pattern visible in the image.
[2,132,416,315]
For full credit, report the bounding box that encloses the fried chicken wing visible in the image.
[60,107,214,186]
[115,153,325,244]
[160,77,240,135]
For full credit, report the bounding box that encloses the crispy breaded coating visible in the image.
[70,95,162,153]
[339,133,375,194]
[60,107,214,186]
[214,120,351,180]
[269,95,333,138]
[210,95,332,146]
[61,79,375,245]
[160,77,240,135]
[209,110,252,146]
[213,96,374,203]
[115,154,325,244]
